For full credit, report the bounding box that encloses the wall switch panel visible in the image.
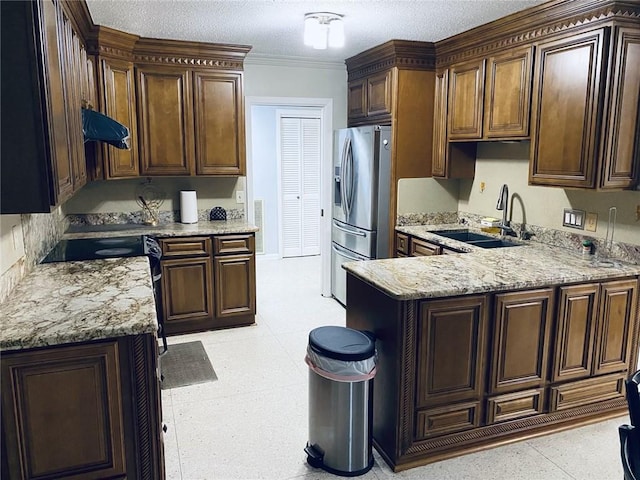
[585,212,597,232]
[562,208,585,230]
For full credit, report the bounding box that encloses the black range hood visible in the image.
[82,107,130,149]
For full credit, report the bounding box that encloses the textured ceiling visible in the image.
[86,0,548,63]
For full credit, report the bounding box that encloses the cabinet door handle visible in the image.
[163,424,168,433]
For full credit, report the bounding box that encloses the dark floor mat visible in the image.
[160,341,217,390]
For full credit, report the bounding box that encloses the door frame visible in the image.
[245,96,333,297]
[275,109,322,259]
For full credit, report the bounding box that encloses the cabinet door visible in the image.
[432,69,448,177]
[395,232,410,257]
[1,342,126,479]
[193,71,245,175]
[39,0,73,204]
[58,7,86,191]
[213,254,256,317]
[552,283,599,382]
[101,58,139,178]
[367,70,392,117]
[137,66,194,175]
[484,47,533,138]
[448,59,485,140]
[348,79,366,119]
[161,257,214,331]
[593,278,638,375]
[601,27,640,189]
[490,289,554,394]
[529,29,607,187]
[416,295,488,407]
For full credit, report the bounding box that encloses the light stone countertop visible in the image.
[63,219,258,240]
[342,224,640,300]
[0,257,157,351]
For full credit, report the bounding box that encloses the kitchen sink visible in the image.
[433,230,522,249]
[433,230,497,242]
[467,239,521,249]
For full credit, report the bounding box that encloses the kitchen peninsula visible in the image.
[344,226,640,472]
[0,257,163,479]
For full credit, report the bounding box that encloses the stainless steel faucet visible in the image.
[496,184,517,237]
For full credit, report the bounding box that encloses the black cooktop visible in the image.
[42,236,146,263]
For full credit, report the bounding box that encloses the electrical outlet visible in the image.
[235,191,245,204]
[585,212,597,232]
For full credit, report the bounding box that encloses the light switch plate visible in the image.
[563,208,585,230]
[585,212,597,232]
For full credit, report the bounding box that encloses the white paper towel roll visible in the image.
[180,190,198,224]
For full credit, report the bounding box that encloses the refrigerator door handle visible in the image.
[344,137,354,218]
[332,243,365,261]
[339,136,350,218]
[333,221,367,237]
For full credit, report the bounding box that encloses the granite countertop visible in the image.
[0,257,157,351]
[63,219,258,240]
[343,224,640,300]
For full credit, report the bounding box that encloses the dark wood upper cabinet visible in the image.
[137,66,195,176]
[366,70,393,117]
[484,47,533,138]
[601,27,640,189]
[529,28,606,188]
[1,0,91,213]
[101,57,139,177]
[530,26,640,189]
[448,59,485,140]
[431,69,448,177]
[347,79,367,119]
[193,71,245,175]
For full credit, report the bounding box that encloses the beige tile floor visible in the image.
[162,255,628,480]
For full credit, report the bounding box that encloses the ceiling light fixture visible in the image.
[303,12,345,50]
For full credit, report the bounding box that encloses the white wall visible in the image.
[458,142,640,245]
[0,215,25,274]
[244,57,348,134]
[251,106,279,254]
[397,178,459,214]
[63,177,243,215]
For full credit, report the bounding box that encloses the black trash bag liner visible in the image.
[82,108,130,149]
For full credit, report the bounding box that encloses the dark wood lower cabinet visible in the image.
[346,274,639,472]
[1,334,164,480]
[160,233,256,335]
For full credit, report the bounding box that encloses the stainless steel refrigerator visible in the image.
[331,125,392,305]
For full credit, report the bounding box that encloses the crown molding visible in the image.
[345,40,436,80]
[435,0,640,67]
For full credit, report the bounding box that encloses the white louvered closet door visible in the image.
[280,116,321,258]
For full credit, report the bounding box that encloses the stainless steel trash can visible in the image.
[304,326,376,477]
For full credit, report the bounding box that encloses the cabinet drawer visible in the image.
[550,373,625,412]
[410,238,441,256]
[396,232,409,256]
[213,234,254,255]
[160,237,212,257]
[486,388,545,424]
[416,402,481,439]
